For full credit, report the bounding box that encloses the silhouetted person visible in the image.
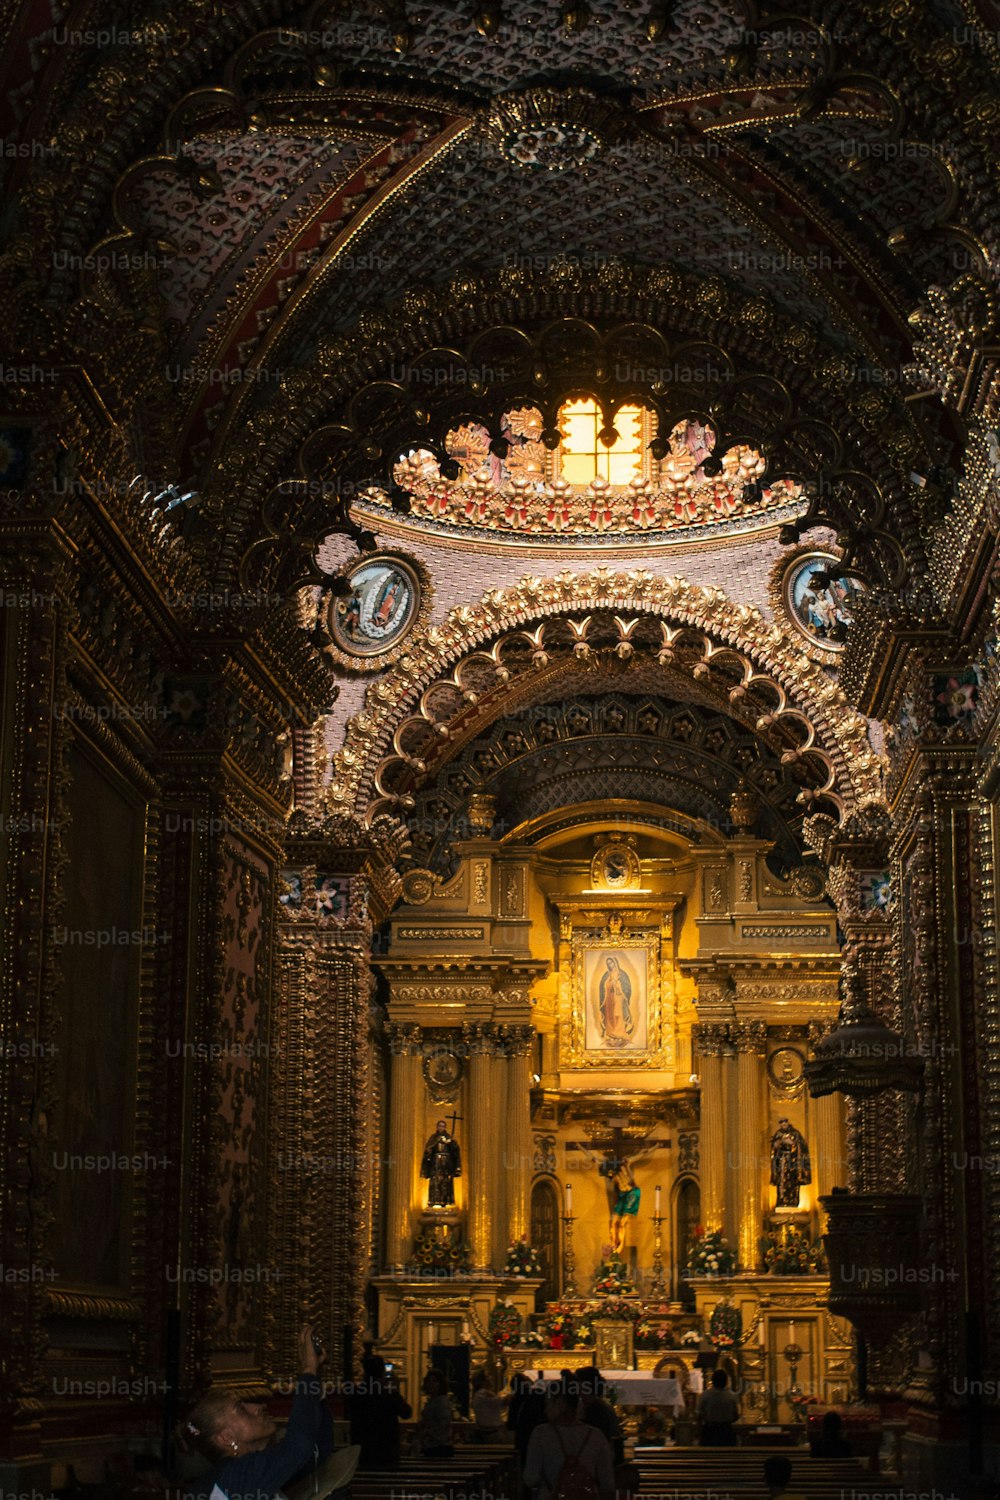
[574,1367,624,1465]
[523,1381,615,1500]
[696,1368,739,1446]
[349,1355,411,1469]
[809,1410,852,1459]
[419,1368,455,1457]
[764,1455,806,1500]
[509,1373,546,1463]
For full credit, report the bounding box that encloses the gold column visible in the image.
[504,1027,535,1251]
[694,1025,730,1235]
[385,1023,423,1267]
[467,1026,498,1270]
[732,1021,767,1270]
[812,1089,846,1202]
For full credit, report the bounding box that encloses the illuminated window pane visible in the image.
[558,398,644,487]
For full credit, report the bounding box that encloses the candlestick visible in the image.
[650,1210,665,1296]
[562,1209,578,1297]
[655,1184,661,1216]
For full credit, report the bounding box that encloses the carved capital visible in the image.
[731,1019,768,1055]
[693,1022,734,1058]
[385,1021,424,1056]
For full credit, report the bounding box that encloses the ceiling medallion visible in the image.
[324,551,431,672]
[504,121,601,171]
[480,87,634,173]
[770,545,869,663]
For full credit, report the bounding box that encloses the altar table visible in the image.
[521,1370,682,1405]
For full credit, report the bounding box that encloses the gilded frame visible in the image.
[324,550,432,672]
[768,544,868,664]
[566,931,661,1068]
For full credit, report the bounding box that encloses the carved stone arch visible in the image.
[326,571,884,826]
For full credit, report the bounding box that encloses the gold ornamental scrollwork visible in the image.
[326,572,885,824]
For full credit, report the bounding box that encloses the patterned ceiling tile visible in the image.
[758,114,973,293]
[126,132,374,340]
[281,128,848,375]
[316,0,750,98]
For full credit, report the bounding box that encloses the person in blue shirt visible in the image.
[182,1324,333,1500]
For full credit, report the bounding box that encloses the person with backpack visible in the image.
[522,1380,615,1500]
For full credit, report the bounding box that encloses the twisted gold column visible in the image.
[733,1021,767,1270]
[385,1024,422,1268]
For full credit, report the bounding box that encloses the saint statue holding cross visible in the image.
[420,1116,462,1207]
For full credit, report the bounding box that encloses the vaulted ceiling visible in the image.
[3,0,998,590]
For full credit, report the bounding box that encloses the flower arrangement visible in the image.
[515,1328,547,1347]
[410,1224,471,1274]
[488,1298,523,1347]
[687,1225,737,1275]
[788,1392,819,1422]
[593,1256,635,1296]
[708,1299,743,1349]
[544,1303,576,1348]
[575,1321,594,1345]
[635,1321,677,1349]
[680,1329,702,1347]
[758,1226,826,1274]
[505,1237,543,1276]
[600,1296,641,1322]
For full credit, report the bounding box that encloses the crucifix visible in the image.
[566,1121,668,1256]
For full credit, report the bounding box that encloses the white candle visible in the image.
[789,1320,795,1343]
[462,1321,470,1338]
[758,1319,766,1346]
[566,1181,573,1214]
[429,1322,436,1344]
[655,1184,662,1216]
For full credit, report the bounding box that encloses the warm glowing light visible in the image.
[558,399,644,487]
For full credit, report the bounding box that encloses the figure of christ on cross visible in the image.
[568,1123,666,1258]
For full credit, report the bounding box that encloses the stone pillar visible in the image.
[504,1027,534,1251]
[732,1021,767,1269]
[467,1028,500,1270]
[694,1025,731,1235]
[385,1024,423,1268]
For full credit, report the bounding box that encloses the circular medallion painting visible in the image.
[326,554,426,666]
[780,551,867,656]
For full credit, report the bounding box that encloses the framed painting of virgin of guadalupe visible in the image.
[567,932,661,1067]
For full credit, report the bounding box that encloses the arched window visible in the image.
[530,1177,561,1303]
[558,398,646,487]
[675,1177,701,1303]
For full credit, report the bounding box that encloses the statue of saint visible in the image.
[420,1118,461,1208]
[770,1118,811,1208]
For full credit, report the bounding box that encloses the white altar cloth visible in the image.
[521,1370,681,1406]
